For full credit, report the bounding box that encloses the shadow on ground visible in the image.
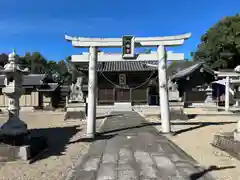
[94,120,236,136]
[140,121,236,136]
[171,121,236,136]
[29,125,81,163]
[64,112,123,120]
[68,133,117,144]
[96,113,124,119]
[145,109,240,121]
[190,165,235,180]
[144,110,197,121]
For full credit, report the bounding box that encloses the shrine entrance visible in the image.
[65,33,191,137]
[115,88,130,102]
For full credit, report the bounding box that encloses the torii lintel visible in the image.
[65,33,192,47]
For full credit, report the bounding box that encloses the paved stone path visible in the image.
[66,112,215,180]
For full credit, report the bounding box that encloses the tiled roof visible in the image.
[37,83,59,92]
[22,74,45,85]
[0,74,45,86]
[171,62,214,80]
[171,63,202,80]
[167,61,195,76]
[77,61,158,72]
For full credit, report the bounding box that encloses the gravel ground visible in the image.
[140,108,240,180]
[0,111,106,180]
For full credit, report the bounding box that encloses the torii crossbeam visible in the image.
[65,33,191,138]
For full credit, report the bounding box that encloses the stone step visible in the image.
[113,103,132,112]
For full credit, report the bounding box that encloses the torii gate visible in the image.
[65,33,191,138]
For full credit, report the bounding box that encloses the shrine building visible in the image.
[0,73,60,110]
[76,60,160,106]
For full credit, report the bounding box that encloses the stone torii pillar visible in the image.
[87,46,97,137]
[65,33,191,138]
[144,46,170,132]
[225,76,230,111]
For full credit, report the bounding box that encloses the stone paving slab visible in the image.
[66,111,215,180]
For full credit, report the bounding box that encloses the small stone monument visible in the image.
[69,76,85,103]
[203,85,216,110]
[65,63,86,120]
[0,50,48,162]
[168,80,179,101]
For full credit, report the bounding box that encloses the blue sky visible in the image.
[0,0,239,61]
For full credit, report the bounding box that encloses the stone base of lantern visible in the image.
[0,132,48,163]
[211,132,240,160]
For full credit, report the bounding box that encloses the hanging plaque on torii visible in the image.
[122,35,135,59]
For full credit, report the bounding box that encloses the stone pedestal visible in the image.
[0,133,47,162]
[168,90,180,102]
[65,102,86,120]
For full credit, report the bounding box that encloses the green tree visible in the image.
[1,51,73,83]
[17,52,71,83]
[194,13,240,70]
[57,59,72,83]
[19,52,48,73]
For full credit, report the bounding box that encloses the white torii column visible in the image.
[87,47,97,138]
[144,46,170,133]
[158,46,170,133]
[225,76,230,111]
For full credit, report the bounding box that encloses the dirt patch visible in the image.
[0,111,106,180]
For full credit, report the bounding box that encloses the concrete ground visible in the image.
[66,111,215,180]
[142,108,240,180]
[0,111,107,180]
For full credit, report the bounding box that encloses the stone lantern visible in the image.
[0,50,30,141]
[0,50,49,162]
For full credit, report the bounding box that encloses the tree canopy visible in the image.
[194,13,240,70]
[0,52,71,84]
